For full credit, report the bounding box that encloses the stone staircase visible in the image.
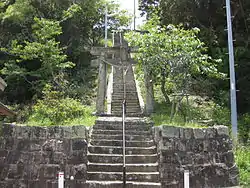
[86,117,161,187]
[111,66,142,116]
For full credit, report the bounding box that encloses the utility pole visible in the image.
[134,0,136,30]
[225,0,238,140]
[105,6,108,48]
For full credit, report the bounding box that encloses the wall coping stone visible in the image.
[157,125,230,140]
[1,124,88,139]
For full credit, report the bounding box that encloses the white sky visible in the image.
[116,0,146,29]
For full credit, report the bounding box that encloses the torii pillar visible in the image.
[144,67,154,115]
[96,54,107,114]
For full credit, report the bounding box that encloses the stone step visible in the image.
[90,140,155,147]
[112,91,138,94]
[111,110,141,113]
[111,109,141,114]
[111,100,139,104]
[111,100,139,103]
[88,145,157,155]
[91,134,153,141]
[111,108,141,112]
[113,72,135,75]
[112,99,139,102]
[94,119,152,125]
[111,111,142,115]
[113,71,135,74]
[113,80,136,83]
[113,81,135,84]
[112,86,136,88]
[86,181,161,188]
[111,104,140,107]
[113,73,135,77]
[112,88,137,93]
[111,101,140,105]
[113,76,135,80]
[113,86,136,90]
[111,96,139,100]
[112,84,137,88]
[111,93,138,96]
[111,112,144,117]
[93,123,151,131]
[113,79,135,82]
[113,71,134,74]
[113,86,135,89]
[87,163,158,172]
[113,81,136,85]
[87,172,160,182]
[91,130,152,136]
[87,154,158,164]
[112,91,137,95]
[112,96,138,100]
[95,117,151,123]
[111,106,141,111]
[111,107,140,112]
[111,105,140,109]
[111,97,138,100]
[112,92,138,95]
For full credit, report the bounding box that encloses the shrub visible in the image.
[235,145,250,186]
[212,105,231,126]
[239,114,250,144]
[212,105,250,143]
[27,85,95,126]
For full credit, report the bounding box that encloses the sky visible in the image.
[116,0,146,29]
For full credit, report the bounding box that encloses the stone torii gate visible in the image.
[90,33,134,115]
[91,32,154,115]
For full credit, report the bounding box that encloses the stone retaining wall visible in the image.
[154,125,239,188]
[0,124,89,188]
[0,123,240,188]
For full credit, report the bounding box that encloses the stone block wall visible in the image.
[154,125,239,188]
[0,124,89,188]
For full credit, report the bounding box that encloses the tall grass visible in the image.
[151,101,207,128]
[235,145,250,186]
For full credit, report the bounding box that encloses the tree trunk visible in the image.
[161,67,171,104]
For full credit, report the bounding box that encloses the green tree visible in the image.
[1,14,77,95]
[125,15,223,104]
[0,0,131,103]
[139,0,250,115]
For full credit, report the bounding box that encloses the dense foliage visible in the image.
[27,85,95,126]
[235,145,250,186]
[0,0,131,124]
[139,0,250,114]
[126,15,223,104]
[137,0,250,143]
